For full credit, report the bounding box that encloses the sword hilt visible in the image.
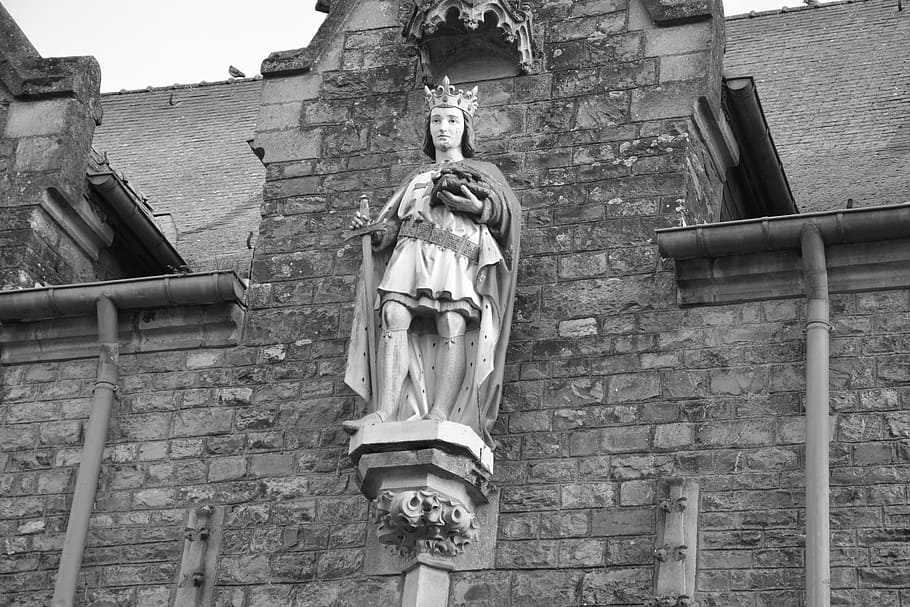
[342,223,386,241]
[342,194,385,241]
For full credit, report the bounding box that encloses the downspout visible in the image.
[51,297,119,607]
[800,224,831,607]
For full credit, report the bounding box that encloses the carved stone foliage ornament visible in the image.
[404,0,536,77]
[374,489,478,558]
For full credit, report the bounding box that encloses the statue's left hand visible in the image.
[437,185,483,215]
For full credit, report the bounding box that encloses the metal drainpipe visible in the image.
[51,297,119,607]
[801,224,831,607]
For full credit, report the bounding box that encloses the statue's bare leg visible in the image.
[342,301,412,434]
[424,311,467,422]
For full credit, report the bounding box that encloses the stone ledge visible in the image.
[0,303,244,363]
[357,447,495,506]
[348,420,494,473]
[643,0,716,25]
[674,238,910,306]
[260,47,315,77]
[40,187,114,261]
[0,55,102,124]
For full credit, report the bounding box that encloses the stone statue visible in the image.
[343,76,521,444]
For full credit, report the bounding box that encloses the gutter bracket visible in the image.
[650,478,699,606]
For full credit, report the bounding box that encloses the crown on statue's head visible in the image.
[424,76,479,117]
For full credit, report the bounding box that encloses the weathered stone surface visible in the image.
[7,3,907,606]
[643,0,715,25]
[581,566,652,603]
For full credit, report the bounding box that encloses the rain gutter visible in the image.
[0,272,245,607]
[723,77,797,217]
[0,271,243,321]
[657,202,910,260]
[87,170,186,272]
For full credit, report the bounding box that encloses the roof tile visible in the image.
[92,79,264,277]
[725,0,910,212]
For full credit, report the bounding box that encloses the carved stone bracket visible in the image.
[645,594,694,607]
[374,488,478,558]
[348,420,495,572]
[403,0,536,78]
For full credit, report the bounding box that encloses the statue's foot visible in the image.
[421,408,448,422]
[342,411,385,435]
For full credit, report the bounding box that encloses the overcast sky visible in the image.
[5,0,797,92]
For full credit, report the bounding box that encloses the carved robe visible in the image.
[344,159,521,444]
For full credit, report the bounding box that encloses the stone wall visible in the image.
[0,3,106,289]
[0,304,247,606]
[2,0,910,606]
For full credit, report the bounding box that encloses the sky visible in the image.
[4,0,798,93]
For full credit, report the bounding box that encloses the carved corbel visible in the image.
[374,488,478,558]
[645,594,694,607]
[348,420,497,574]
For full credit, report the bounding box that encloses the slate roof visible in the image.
[725,0,910,213]
[92,79,264,277]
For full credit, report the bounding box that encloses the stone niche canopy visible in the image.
[404,0,535,83]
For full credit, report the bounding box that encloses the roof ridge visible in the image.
[726,0,876,21]
[102,75,262,97]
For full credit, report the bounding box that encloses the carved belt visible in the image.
[399,219,480,262]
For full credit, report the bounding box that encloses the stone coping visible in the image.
[348,420,493,473]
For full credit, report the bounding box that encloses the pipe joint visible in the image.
[806,319,831,331]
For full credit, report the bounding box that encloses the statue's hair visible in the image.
[422,109,476,161]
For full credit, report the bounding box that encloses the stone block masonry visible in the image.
[2,1,910,606]
[0,6,105,289]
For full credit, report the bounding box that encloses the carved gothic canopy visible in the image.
[404,0,535,82]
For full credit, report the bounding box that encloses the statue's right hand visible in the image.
[350,211,370,230]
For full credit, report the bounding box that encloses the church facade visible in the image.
[1,1,909,606]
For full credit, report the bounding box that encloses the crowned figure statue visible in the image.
[342,77,521,445]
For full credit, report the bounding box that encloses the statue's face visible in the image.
[429,107,465,154]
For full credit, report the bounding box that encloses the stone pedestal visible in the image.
[400,555,454,607]
[348,421,497,576]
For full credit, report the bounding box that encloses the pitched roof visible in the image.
[91,78,264,277]
[725,0,910,213]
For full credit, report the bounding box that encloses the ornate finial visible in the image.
[424,76,479,117]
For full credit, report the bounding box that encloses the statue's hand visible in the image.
[349,211,371,230]
[438,185,483,215]
[348,212,389,247]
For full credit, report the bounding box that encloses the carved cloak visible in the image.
[344,159,521,445]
